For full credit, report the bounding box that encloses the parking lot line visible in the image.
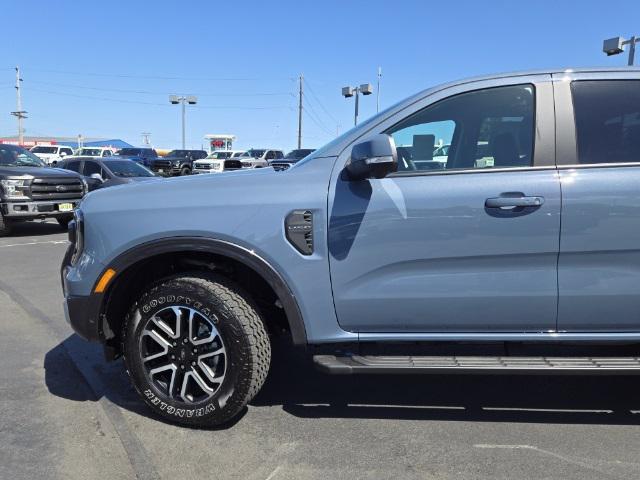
[0,240,68,248]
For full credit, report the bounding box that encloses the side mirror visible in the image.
[345,134,398,180]
[90,173,104,182]
[60,152,68,157]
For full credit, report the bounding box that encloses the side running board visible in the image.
[313,355,640,375]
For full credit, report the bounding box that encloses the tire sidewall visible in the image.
[124,278,255,425]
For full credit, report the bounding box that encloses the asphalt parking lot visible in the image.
[2,221,640,480]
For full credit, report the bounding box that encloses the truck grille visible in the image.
[224,160,242,170]
[152,160,173,171]
[29,177,84,201]
[271,162,291,171]
[195,163,211,170]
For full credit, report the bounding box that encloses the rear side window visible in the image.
[572,80,640,164]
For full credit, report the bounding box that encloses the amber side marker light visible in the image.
[94,268,116,293]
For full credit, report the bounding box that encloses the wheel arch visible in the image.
[99,237,307,354]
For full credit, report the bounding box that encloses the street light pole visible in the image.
[170,95,197,149]
[603,35,640,65]
[341,83,373,126]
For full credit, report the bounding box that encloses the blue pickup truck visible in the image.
[62,68,640,426]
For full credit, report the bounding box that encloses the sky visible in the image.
[2,0,640,151]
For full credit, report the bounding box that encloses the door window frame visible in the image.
[336,75,556,179]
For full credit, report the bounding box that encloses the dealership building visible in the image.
[0,135,133,149]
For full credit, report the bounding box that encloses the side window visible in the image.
[571,80,640,165]
[388,84,535,172]
[83,161,103,178]
[103,150,112,157]
[62,148,73,156]
[265,150,275,160]
[275,151,284,159]
[63,160,82,173]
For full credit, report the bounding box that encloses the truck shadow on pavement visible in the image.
[45,334,640,429]
[8,220,66,238]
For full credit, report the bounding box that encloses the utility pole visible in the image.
[297,74,303,149]
[11,66,27,146]
[376,67,382,113]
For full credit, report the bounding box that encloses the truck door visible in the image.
[554,73,640,331]
[328,76,561,333]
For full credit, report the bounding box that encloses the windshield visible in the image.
[166,150,190,158]
[284,149,315,160]
[115,148,141,156]
[78,148,102,156]
[31,146,58,154]
[243,149,265,158]
[106,160,155,178]
[207,151,232,159]
[0,145,46,167]
[433,145,450,156]
[231,151,245,157]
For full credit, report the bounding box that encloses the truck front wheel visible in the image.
[122,273,271,427]
[179,166,191,176]
[0,213,12,237]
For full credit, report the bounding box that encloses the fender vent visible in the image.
[285,210,313,255]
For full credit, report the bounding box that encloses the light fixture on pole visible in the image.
[603,36,639,65]
[169,95,198,149]
[341,83,373,126]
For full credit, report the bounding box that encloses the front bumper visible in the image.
[61,245,103,342]
[2,200,78,218]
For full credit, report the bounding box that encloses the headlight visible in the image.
[0,178,29,199]
[69,209,84,266]
[213,163,223,170]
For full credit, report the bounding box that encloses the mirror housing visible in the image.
[345,134,398,180]
[60,152,67,157]
[90,173,104,182]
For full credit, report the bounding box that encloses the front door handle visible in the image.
[485,195,545,208]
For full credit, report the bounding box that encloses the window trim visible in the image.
[382,81,553,178]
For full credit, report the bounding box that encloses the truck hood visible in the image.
[0,166,81,178]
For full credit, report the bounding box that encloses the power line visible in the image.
[23,67,294,82]
[303,96,332,134]
[303,78,339,125]
[303,108,333,136]
[28,80,294,97]
[27,87,292,110]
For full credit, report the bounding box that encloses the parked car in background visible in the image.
[30,145,75,166]
[75,147,115,157]
[114,147,158,168]
[239,148,284,168]
[193,150,246,174]
[58,157,160,191]
[1,144,85,235]
[149,149,208,176]
[270,148,316,171]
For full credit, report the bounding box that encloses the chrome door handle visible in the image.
[485,196,545,208]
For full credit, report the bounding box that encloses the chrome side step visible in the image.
[313,355,640,375]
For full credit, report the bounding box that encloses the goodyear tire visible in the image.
[122,273,271,427]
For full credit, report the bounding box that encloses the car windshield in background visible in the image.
[78,149,102,156]
[284,149,315,160]
[0,145,46,167]
[244,149,265,158]
[106,160,155,178]
[31,146,58,154]
[231,152,244,157]
[115,148,141,156]
[166,150,190,158]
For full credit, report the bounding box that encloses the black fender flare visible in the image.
[101,237,307,345]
